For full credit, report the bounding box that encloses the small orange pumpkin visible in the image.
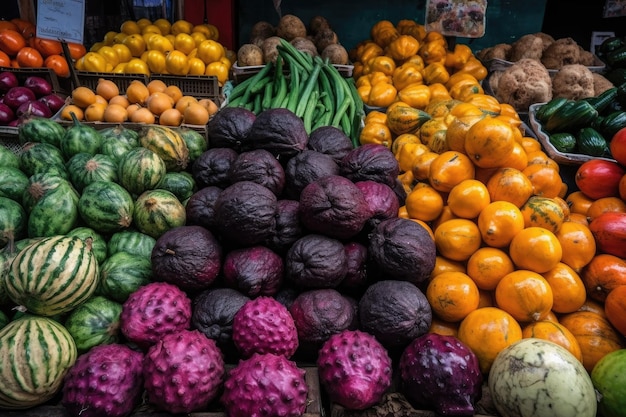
[428,150,475,193]
[426,271,480,323]
[477,200,525,248]
[508,226,563,273]
[555,221,596,272]
[464,117,516,168]
[522,320,583,363]
[486,167,534,208]
[604,285,626,337]
[495,269,554,323]
[520,195,566,233]
[581,253,626,302]
[434,218,482,262]
[541,262,587,314]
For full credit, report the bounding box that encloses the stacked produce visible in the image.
[1,16,626,417]
[78,18,233,85]
[0,17,86,78]
[0,70,66,125]
[58,77,219,126]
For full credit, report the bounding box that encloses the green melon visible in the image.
[66,152,119,192]
[97,251,152,303]
[19,142,68,179]
[117,146,166,196]
[78,180,134,234]
[64,295,122,353]
[133,189,186,239]
[0,315,77,409]
[0,145,20,169]
[67,226,108,264]
[60,112,103,159]
[99,124,140,148]
[0,196,27,249]
[27,181,80,238]
[18,116,66,148]
[176,126,207,162]
[158,171,197,201]
[0,167,29,202]
[106,229,156,259]
[0,311,7,329]
[6,235,99,316]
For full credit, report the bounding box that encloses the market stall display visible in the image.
[2,9,626,417]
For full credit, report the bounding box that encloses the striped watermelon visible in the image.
[6,235,99,316]
[78,181,134,234]
[133,189,186,239]
[64,295,123,353]
[107,229,156,259]
[0,315,77,409]
[117,146,166,196]
[97,251,152,303]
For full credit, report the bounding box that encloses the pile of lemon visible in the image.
[75,18,234,85]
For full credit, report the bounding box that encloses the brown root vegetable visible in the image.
[261,36,283,64]
[276,14,307,41]
[237,43,264,67]
[476,44,512,62]
[290,37,318,57]
[509,34,544,61]
[321,44,349,65]
[592,73,615,96]
[552,64,595,100]
[250,21,276,46]
[533,32,556,52]
[309,15,331,36]
[314,27,339,54]
[541,37,580,69]
[578,48,596,66]
[495,58,552,111]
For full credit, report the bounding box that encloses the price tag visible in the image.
[36,0,85,44]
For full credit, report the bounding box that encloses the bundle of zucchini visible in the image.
[535,82,626,157]
[226,38,364,145]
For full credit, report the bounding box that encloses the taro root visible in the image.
[359,280,432,349]
[298,175,372,240]
[307,125,354,163]
[191,147,239,188]
[243,108,308,159]
[222,245,284,297]
[354,180,400,230]
[206,106,256,150]
[185,185,222,230]
[285,233,348,289]
[284,149,340,199]
[213,180,278,247]
[368,217,436,286]
[151,225,222,292]
[339,143,400,187]
[263,199,304,254]
[229,148,285,196]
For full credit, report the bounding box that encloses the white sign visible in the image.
[36,0,85,44]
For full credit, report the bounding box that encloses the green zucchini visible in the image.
[597,36,625,59]
[544,100,598,133]
[606,45,626,68]
[583,87,617,114]
[593,110,626,139]
[535,97,570,124]
[549,132,577,153]
[576,127,609,157]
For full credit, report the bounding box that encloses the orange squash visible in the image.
[447,179,490,219]
[464,117,516,168]
[520,195,566,233]
[427,150,475,193]
[508,226,562,273]
[605,285,626,337]
[404,183,444,222]
[586,196,626,221]
[431,255,466,278]
[477,200,525,248]
[426,271,480,323]
[555,221,596,272]
[581,253,626,302]
[457,307,523,374]
[566,190,594,216]
[541,262,587,314]
[495,269,554,323]
[428,316,459,337]
[522,320,583,363]
[522,163,564,198]
[485,167,534,208]
[434,218,482,262]
[559,310,624,373]
[466,246,515,291]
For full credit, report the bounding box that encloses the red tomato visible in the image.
[575,159,626,200]
[620,174,626,201]
[610,127,626,168]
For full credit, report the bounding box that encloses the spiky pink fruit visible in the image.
[61,343,144,417]
[221,352,309,417]
[120,281,192,349]
[317,329,393,410]
[142,329,225,414]
[232,296,299,358]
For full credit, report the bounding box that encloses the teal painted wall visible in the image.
[234,0,548,53]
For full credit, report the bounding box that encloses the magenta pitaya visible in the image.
[221,352,308,417]
[317,329,393,410]
[142,329,225,413]
[398,333,483,416]
[120,281,192,349]
[232,296,299,358]
[61,343,144,417]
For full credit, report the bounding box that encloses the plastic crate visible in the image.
[0,126,21,154]
[74,71,150,94]
[0,66,69,95]
[149,74,221,101]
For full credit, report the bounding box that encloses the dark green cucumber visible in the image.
[535,97,570,124]
[544,100,598,133]
[593,110,626,139]
[583,87,617,114]
[549,132,577,153]
[576,127,609,157]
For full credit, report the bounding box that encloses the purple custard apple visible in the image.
[317,329,393,410]
[221,352,309,417]
[142,329,225,414]
[232,296,299,359]
[61,343,144,417]
[120,281,192,349]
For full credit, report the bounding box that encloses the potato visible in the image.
[309,15,331,35]
[314,27,339,53]
[290,37,318,57]
[249,21,276,47]
[276,14,307,41]
[321,43,349,65]
[237,43,264,67]
[261,36,283,64]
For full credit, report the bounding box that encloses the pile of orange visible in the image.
[62,78,218,127]
[357,20,626,378]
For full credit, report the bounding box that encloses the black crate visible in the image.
[74,71,150,94]
[149,74,221,101]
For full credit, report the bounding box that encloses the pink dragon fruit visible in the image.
[317,329,393,410]
[119,281,192,349]
[232,296,299,358]
[142,329,225,413]
[221,352,309,417]
[61,343,144,417]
